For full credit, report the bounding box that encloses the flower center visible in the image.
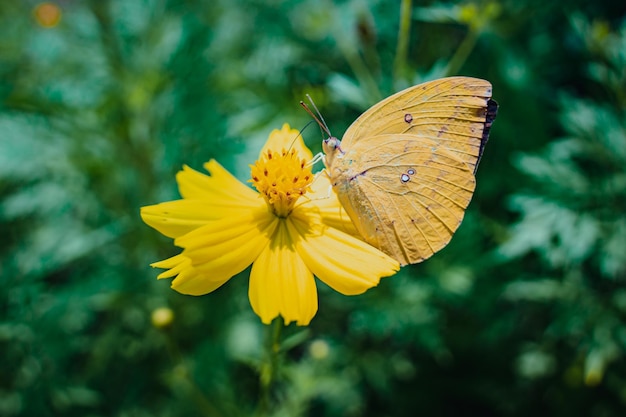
[250,148,314,217]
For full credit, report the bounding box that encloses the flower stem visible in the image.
[258,317,283,416]
[393,0,413,87]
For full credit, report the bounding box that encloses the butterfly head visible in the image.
[322,136,342,152]
[322,136,344,167]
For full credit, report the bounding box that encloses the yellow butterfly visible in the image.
[317,76,497,266]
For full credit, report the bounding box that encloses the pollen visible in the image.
[249,148,314,217]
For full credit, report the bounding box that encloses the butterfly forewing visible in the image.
[341,77,494,173]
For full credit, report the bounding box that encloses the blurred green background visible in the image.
[2,0,626,416]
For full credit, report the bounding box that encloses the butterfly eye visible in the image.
[324,137,342,151]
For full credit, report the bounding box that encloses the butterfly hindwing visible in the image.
[329,134,476,265]
[341,77,495,173]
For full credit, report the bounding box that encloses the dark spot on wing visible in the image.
[400,168,416,183]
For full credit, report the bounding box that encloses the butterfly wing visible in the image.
[329,134,476,265]
[325,77,497,265]
[341,76,497,173]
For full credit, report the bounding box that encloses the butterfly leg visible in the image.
[308,152,326,168]
[317,172,334,200]
[293,171,334,210]
[312,167,331,181]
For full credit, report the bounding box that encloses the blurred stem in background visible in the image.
[331,4,382,102]
[445,3,500,77]
[156,310,227,417]
[393,0,412,88]
[445,26,478,77]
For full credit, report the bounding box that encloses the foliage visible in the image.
[499,11,626,399]
[1,1,625,416]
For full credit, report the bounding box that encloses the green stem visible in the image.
[393,0,413,87]
[445,26,479,76]
[258,317,283,416]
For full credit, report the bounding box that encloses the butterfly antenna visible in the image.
[286,120,314,152]
[307,94,331,135]
[300,95,332,138]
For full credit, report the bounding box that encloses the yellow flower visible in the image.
[141,124,399,325]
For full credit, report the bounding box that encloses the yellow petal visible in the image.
[177,160,258,203]
[141,199,261,238]
[249,220,318,326]
[151,253,190,279]
[175,207,278,285]
[150,253,231,295]
[260,123,313,161]
[288,214,399,295]
[170,264,233,295]
[306,171,360,236]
